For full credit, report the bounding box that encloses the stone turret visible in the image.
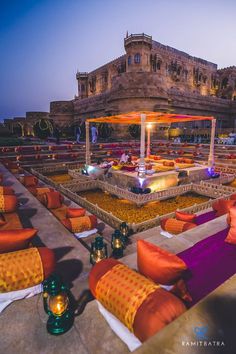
[76,72,89,99]
[124,33,152,73]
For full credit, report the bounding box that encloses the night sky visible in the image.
[0,0,235,121]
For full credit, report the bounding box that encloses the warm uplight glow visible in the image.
[48,293,69,316]
[147,123,152,129]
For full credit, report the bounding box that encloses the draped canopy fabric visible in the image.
[87,111,214,125]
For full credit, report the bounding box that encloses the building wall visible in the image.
[72,33,236,130]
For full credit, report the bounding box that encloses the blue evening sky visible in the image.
[0,0,235,121]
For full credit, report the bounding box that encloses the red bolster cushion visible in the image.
[0,228,37,253]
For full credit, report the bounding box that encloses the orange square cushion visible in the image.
[212,199,236,217]
[225,206,236,244]
[0,228,37,253]
[175,211,197,223]
[22,176,38,187]
[66,208,86,218]
[43,191,64,209]
[137,239,187,285]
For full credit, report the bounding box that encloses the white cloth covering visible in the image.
[0,284,42,313]
[74,228,97,239]
[96,301,142,352]
[160,229,173,238]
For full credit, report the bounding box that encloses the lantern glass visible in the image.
[48,293,69,316]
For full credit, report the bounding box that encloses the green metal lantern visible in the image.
[90,235,108,265]
[111,230,124,258]
[119,222,130,246]
[43,274,74,335]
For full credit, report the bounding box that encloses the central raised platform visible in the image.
[108,166,210,192]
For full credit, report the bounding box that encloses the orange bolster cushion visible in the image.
[225,206,236,244]
[175,211,197,223]
[62,215,97,233]
[42,191,64,209]
[137,240,187,285]
[0,228,37,253]
[0,247,55,292]
[66,208,86,218]
[0,195,18,213]
[22,176,38,187]
[161,218,196,235]
[0,186,15,195]
[89,259,186,342]
[212,199,236,217]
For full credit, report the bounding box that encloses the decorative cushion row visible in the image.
[0,247,55,292]
[0,228,37,253]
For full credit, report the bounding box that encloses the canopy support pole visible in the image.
[208,118,216,169]
[138,113,146,178]
[146,124,151,158]
[85,120,91,165]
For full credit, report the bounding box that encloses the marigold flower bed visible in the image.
[48,173,72,183]
[78,189,209,223]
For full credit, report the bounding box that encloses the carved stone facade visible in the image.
[72,33,236,130]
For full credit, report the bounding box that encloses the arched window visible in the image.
[128,56,132,65]
[134,53,141,64]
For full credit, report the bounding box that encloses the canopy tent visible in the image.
[85,111,216,177]
[87,111,214,125]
